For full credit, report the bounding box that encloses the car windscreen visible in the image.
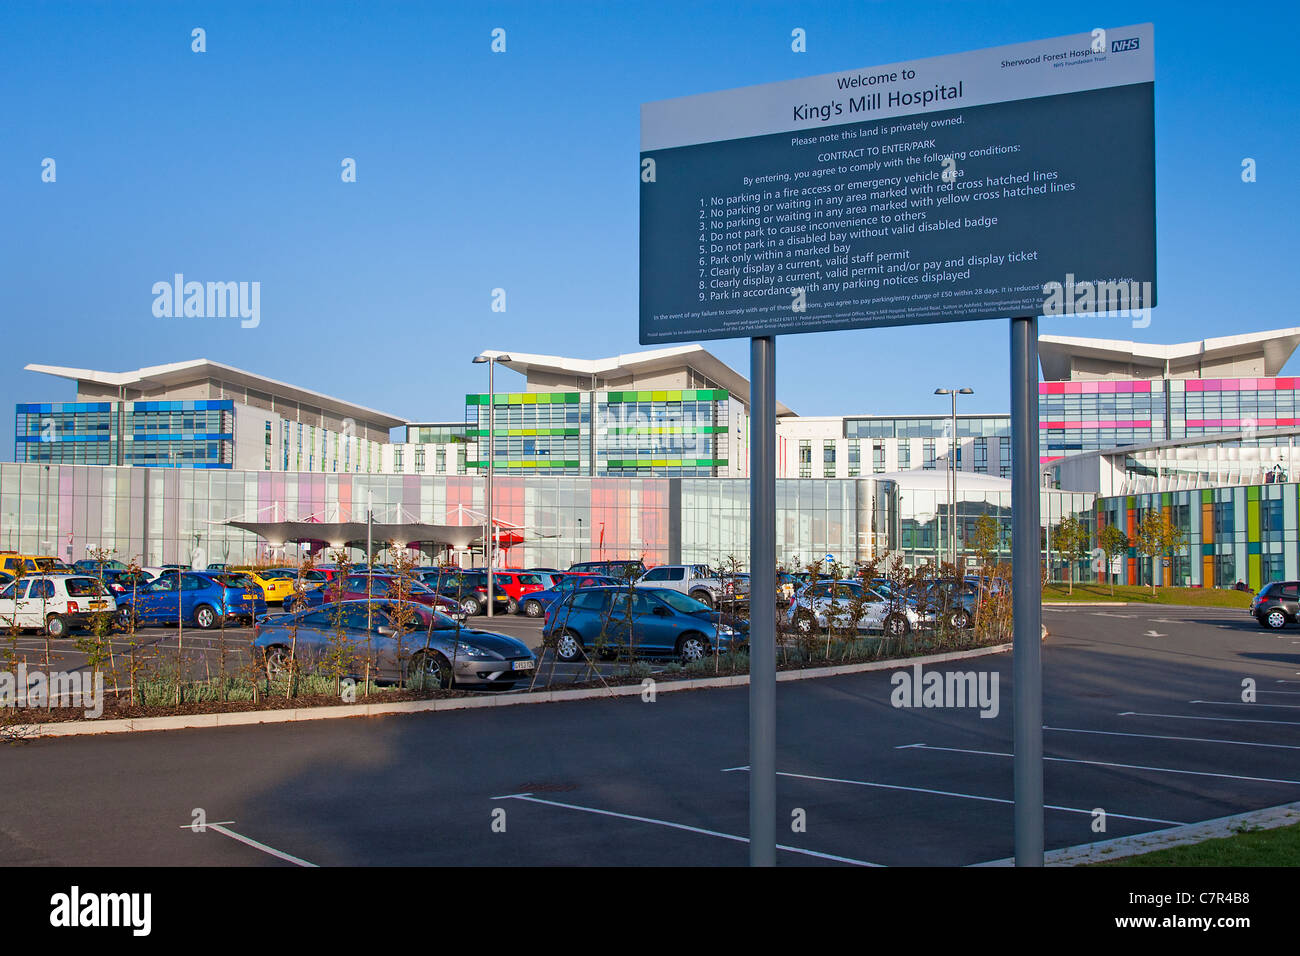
[65,578,110,597]
[654,590,712,614]
[213,574,257,588]
[517,573,543,585]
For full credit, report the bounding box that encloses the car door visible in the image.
[138,575,179,623]
[0,579,34,629]
[1282,583,1300,619]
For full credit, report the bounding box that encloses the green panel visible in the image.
[1202,488,1213,504]
[1248,497,1260,539]
[1249,553,1261,591]
[1247,485,1260,501]
[1161,492,1171,507]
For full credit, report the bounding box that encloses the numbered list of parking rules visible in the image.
[643,84,1154,341]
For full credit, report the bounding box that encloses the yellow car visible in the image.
[239,569,318,606]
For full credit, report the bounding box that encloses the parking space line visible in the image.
[1045,724,1300,751]
[904,743,1300,787]
[181,821,318,867]
[1189,699,1300,709]
[721,766,1184,826]
[1120,709,1300,727]
[491,793,880,866]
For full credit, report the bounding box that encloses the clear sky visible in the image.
[3,0,1297,451]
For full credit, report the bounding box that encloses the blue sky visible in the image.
[3,0,1297,451]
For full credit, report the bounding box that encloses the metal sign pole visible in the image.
[1010,315,1044,866]
[749,336,777,866]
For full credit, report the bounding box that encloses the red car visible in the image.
[489,571,548,614]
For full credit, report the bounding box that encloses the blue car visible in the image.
[116,571,267,630]
[542,585,746,663]
[516,573,617,618]
[252,599,535,689]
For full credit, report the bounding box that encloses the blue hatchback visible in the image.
[542,585,746,663]
[516,573,617,618]
[117,571,267,630]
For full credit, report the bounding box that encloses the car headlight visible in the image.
[716,626,735,637]
[456,642,498,660]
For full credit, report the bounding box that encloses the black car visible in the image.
[1252,581,1300,629]
[567,559,647,582]
[414,570,511,615]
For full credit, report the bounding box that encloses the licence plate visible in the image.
[89,600,106,609]
[243,593,256,600]
[512,660,535,671]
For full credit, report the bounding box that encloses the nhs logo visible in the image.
[1111,37,1140,53]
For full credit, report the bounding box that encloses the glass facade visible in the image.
[1040,377,1300,463]
[466,389,732,476]
[846,415,1010,440]
[15,400,234,468]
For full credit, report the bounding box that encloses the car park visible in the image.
[253,599,535,690]
[786,580,919,637]
[116,571,267,629]
[1251,580,1300,629]
[290,573,462,615]
[543,585,746,663]
[517,573,617,618]
[0,573,116,637]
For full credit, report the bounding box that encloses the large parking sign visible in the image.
[641,24,1155,343]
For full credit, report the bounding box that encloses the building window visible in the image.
[872,440,885,474]
[898,440,910,470]
[415,447,426,472]
[999,438,1011,479]
[823,440,836,478]
[457,445,467,475]
[923,439,936,469]
[436,447,445,473]
[847,440,860,477]
[394,447,404,470]
[974,437,988,473]
[799,440,811,478]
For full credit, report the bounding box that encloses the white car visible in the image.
[0,574,117,637]
[786,580,919,636]
[636,564,724,607]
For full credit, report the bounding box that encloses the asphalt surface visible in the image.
[2,603,1297,866]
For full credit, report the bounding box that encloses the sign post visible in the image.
[641,24,1154,866]
[749,336,776,866]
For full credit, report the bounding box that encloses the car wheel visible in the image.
[410,650,454,689]
[1265,609,1287,630]
[263,645,294,681]
[677,632,709,664]
[794,611,817,635]
[46,614,67,638]
[116,608,134,629]
[884,613,910,636]
[460,596,481,616]
[691,590,715,609]
[194,604,217,629]
[507,597,519,615]
[555,629,583,663]
[523,599,544,618]
[950,609,972,629]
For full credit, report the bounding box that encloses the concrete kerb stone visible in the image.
[23,641,1015,739]
[973,801,1300,867]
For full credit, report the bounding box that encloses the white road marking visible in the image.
[1190,699,1300,709]
[722,766,1183,826]
[1120,710,1300,727]
[492,792,880,866]
[1091,612,1136,618]
[1045,724,1300,751]
[905,743,1300,787]
[181,820,318,867]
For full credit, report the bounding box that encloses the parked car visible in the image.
[116,571,267,629]
[913,578,982,629]
[0,553,70,575]
[517,573,617,618]
[414,570,511,615]
[543,585,746,663]
[0,573,116,637]
[786,580,919,637]
[636,564,723,608]
[486,570,547,614]
[1252,580,1300,629]
[100,568,157,596]
[253,599,535,690]
[72,558,128,575]
[567,559,647,582]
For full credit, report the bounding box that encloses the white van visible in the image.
[0,574,117,637]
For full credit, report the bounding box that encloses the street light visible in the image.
[473,353,512,616]
[934,387,974,572]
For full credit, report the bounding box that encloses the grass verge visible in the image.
[1091,821,1300,866]
[1043,583,1252,608]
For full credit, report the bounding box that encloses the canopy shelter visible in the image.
[224,520,484,551]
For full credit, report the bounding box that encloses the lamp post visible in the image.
[473,353,512,617]
[934,388,973,571]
